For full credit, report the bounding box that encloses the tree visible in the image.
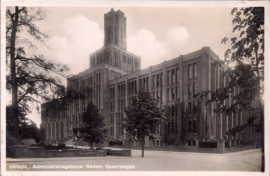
[6,106,40,145]
[195,7,264,171]
[124,91,166,157]
[6,6,69,142]
[80,101,108,148]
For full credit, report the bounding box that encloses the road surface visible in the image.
[5,148,262,171]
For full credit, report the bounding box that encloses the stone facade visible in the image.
[41,9,260,148]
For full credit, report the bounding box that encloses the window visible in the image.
[193,63,197,78]
[96,73,101,83]
[87,76,92,85]
[168,71,170,84]
[75,81,79,90]
[160,73,163,86]
[167,106,171,116]
[172,105,175,116]
[80,79,85,88]
[176,68,180,82]
[157,91,159,101]
[172,88,175,100]
[172,70,175,83]
[97,54,102,65]
[128,57,131,64]
[104,49,110,63]
[157,124,160,134]
[188,102,192,113]
[219,69,224,88]
[134,61,138,69]
[172,122,175,133]
[188,65,192,79]
[167,89,170,100]
[123,55,126,63]
[91,56,95,67]
[188,84,192,95]
[114,50,119,67]
[157,74,160,87]
[160,90,163,101]
[193,101,197,114]
[176,87,178,99]
[193,83,197,95]
[188,121,192,133]
[153,75,155,88]
[193,120,197,133]
[168,123,170,133]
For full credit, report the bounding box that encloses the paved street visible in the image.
[6,148,262,171]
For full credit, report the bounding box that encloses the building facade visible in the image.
[41,9,260,147]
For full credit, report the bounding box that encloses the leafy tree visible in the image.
[80,101,108,148]
[39,126,45,144]
[195,7,264,171]
[6,106,40,145]
[124,91,166,157]
[6,6,69,142]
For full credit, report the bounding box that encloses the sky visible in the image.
[7,6,237,126]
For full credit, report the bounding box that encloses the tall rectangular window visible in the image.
[134,61,138,70]
[160,73,163,86]
[87,76,92,85]
[168,71,170,84]
[188,84,192,95]
[188,102,192,113]
[80,79,85,88]
[193,63,197,78]
[193,101,197,114]
[172,88,175,100]
[167,89,170,100]
[193,120,197,133]
[176,68,180,82]
[172,122,175,134]
[95,73,101,83]
[172,70,175,83]
[153,75,155,88]
[176,87,178,99]
[219,69,224,88]
[157,74,160,87]
[172,105,175,116]
[188,65,192,79]
[188,121,192,133]
[128,57,131,64]
[193,83,197,95]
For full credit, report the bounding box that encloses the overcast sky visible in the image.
[10,7,237,126]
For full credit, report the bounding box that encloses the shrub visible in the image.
[199,142,217,148]
[43,144,75,150]
[109,140,123,146]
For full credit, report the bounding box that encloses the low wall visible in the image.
[224,145,257,153]
[28,147,45,158]
[7,146,107,158]
[45,149,81,157]
[6,145,28,158]
[118,144,256,154]
[106,149,131,157]
[79,149,107,157]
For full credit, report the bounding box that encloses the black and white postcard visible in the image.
[1,1,269,176]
